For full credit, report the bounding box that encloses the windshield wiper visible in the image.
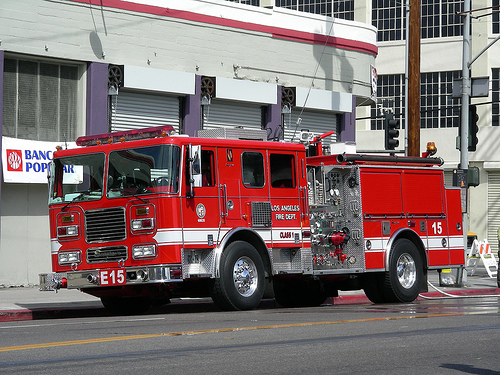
[61,192,86,212]
[131,186,149,204]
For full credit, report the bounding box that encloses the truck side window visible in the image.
[201,150,215,187]
[242,151,265,188]
[270,154,295,188]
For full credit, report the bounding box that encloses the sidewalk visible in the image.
[0,267,498,322]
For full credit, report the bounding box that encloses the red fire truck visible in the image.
[40,125,464,313]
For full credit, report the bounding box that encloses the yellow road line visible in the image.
[0,310,497,352]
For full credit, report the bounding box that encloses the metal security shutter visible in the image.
[487,172,500,253]
[202,100,263,131]
[443,171,454,187]
[282,109,338,146]
[110,91,180,133]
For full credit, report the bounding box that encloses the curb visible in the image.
[331,288,500,305]
[0,306,106,322]
[0,288,498,322]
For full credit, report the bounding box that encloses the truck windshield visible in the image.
[107,145,180,197]
[49,153,105,205]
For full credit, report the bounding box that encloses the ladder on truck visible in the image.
[466,239,498,278]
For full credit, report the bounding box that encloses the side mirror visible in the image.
[188,145,202,197]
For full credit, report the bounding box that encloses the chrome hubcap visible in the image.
[233,256,258,297]
[396,253,416,289]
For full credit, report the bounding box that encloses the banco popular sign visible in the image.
[2,137,78,184]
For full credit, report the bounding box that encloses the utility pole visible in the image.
[407,0,420,157]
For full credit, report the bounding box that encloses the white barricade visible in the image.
[466,239,498,278]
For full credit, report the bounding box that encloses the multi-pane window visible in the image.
[373,0,463,42]
[371,71,460,130]
[422,0,462,38]
[3,58,80,142]
[420,71,460,128]
[372,1,405,42]
[494,0,500,34]
[440,0,463,37]
[226,0,260,5]
[275,0,355,20]
[332,0,354,20]
[370,75,405,130]
[493,69,500,127]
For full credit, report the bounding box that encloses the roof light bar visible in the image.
[76,125,175,146]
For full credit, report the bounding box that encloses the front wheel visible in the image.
[211,241,265,311]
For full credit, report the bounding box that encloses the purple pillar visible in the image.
[182,75,202,136]
[338,96,357,143]
[86,62,109,135]
[264,86,283,140]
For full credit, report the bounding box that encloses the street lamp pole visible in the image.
[460,0,471,258]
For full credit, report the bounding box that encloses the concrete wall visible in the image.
[0,0,376,97]
[0,184,50,286]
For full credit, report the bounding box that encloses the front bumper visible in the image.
[39,265,183,291]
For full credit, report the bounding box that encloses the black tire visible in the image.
[274,279,328,308]
[382,239,424,303]
[363,273,388,303]
[101,296,151,315]
[211,241,265,311]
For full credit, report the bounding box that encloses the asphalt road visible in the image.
[0,296,498,375]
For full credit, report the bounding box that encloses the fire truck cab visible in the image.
[40,126,464,313]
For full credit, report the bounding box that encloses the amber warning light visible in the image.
[422,142,437,158]
[76,125,175,146]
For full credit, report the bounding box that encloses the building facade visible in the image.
[0,0,376,286]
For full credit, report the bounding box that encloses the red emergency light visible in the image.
[76,125,175,146]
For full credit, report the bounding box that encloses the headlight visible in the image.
[57,225,79,238]
[132,244,157,259]
[58,251,81,265]
[131,218,154,231]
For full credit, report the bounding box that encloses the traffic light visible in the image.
[468,104,479,152]
[384,113,400,150]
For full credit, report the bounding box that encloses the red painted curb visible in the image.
[0,310,34,322]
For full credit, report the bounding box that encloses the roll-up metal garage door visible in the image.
[443,171,454,188]
[110,91,181,133]
[282,109,338,146]
[487,172,500,253]
[202,100,263,131]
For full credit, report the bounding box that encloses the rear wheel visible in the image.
[363,239,423,303]
[383,239,423,302]
[211,241,265,311]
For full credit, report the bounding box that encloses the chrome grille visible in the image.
[251,201,272,227]
[87,246,128,264]
[85,207,126,243]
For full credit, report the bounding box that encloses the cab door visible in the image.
[268,151,304,248]
[216,148,270,234]
[181,146,220,249]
